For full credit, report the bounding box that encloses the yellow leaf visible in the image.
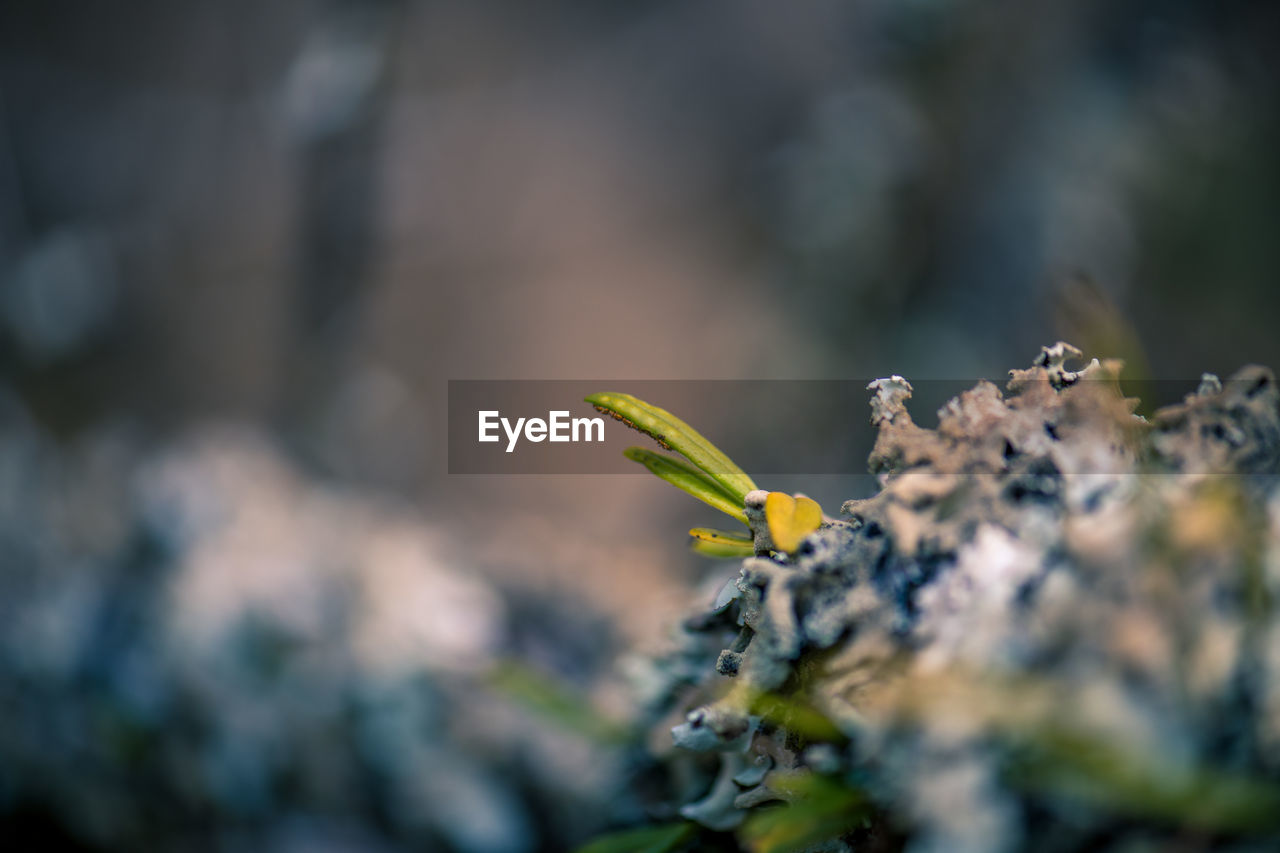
[764,492,822,554]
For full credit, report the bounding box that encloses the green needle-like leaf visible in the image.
[574,821,696,853]
[587,392,758,503]
[486,661,631,745]
[747,691,847,744]
[738,775,869,853]
[689,527,755,558]
[624,447,748,524]
[1008,728,1280,833]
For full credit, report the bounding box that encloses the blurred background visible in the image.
[1,0,1278,850]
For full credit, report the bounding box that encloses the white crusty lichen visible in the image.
[867,374,914,425]
[627,344,1280,852]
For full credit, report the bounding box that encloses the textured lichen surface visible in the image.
[626,345,1280,852]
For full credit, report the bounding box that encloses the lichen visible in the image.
[627,344,1280,851]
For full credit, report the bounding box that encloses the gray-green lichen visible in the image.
[0,415,623,852]
[634,344,1280,851]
